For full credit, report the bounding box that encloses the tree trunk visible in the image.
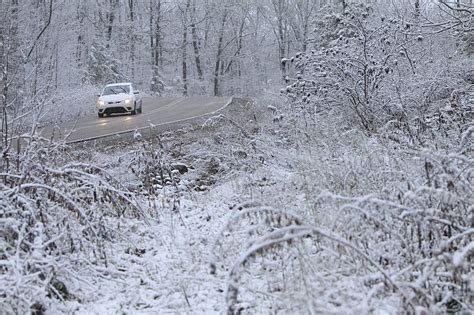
[0,24,8,154]
[278,1,285,76]
[75,3,86,70]
[224,7,247,77]
[150,0,163,94]
[273,0,287,79]
[182,27,188,95]
[181,0,191,96]
[106,0,117,46]
[213,9,228,96]
[295,0,316,52]
[129,0,134,21]
[129,0,135,80]
[191,0,203,81]
[1,0,19,167]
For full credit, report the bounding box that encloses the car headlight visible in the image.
[124,98,132,104]
[97,100,105,106]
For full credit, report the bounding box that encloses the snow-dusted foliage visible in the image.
[211,160,472,312]
[252,1,474,313]
[285,3,472,135]
[0,138,148,312]
[86,42,125,85]
[1,0,473,313]
[1,86,472,313]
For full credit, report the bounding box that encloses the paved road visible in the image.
[40,96,231,143]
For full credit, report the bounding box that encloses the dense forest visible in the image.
[1,0,473,313]
[1,0,472,117]
[2,0,317,99]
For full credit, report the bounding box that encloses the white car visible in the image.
[96,82,143,118]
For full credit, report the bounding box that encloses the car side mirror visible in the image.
[134,90,140,95]
[96,93,101,97]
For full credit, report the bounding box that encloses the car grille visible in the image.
[108,101,122,104]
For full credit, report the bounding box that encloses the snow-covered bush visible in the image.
[210,127,473,313]
[282,2,472,139]
[327,149,473,312]
[0,138,147,312]
[283,3,398,132]
[213,2,473,313]
[129,138,177,195]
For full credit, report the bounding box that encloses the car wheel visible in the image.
[131,104,137,115]
[138,102,143,114]
[98,112,104,118]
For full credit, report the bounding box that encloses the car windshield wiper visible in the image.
[117,87,128,94]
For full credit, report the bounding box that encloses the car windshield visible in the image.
[102,85,130,96]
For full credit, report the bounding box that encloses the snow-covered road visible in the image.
[40,96,231,143]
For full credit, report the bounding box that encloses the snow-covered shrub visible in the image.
[0,137,147,312]
[211,143,472,313]
[128,137,177,195]
[211,201,403,314]
[326,149,473,312]
[283,3,399,132]
[282,2,472,139]
[220,3,473,313]
[125,135,189,217]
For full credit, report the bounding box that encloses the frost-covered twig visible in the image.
[224,224,403,314]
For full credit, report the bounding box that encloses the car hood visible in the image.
[99,94,130,102]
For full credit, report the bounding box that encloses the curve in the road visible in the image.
[41,96,232,143]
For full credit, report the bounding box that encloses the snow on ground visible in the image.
[46,97,392,314]
[55,188,231,313]
[50,155,388,314]
[5,94,471,314]
[44,98,345,313]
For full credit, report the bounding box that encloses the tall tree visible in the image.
[1,0,20,162]
[213,6,228,96]
[290,0,318,52]
[150,0,164,94]
[129,0,136,79]
[191,0,204,81]
[269,0,290,79]
[106,0,118,45]
[180,0,191,96]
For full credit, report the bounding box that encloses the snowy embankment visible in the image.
[1,93,473,314]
